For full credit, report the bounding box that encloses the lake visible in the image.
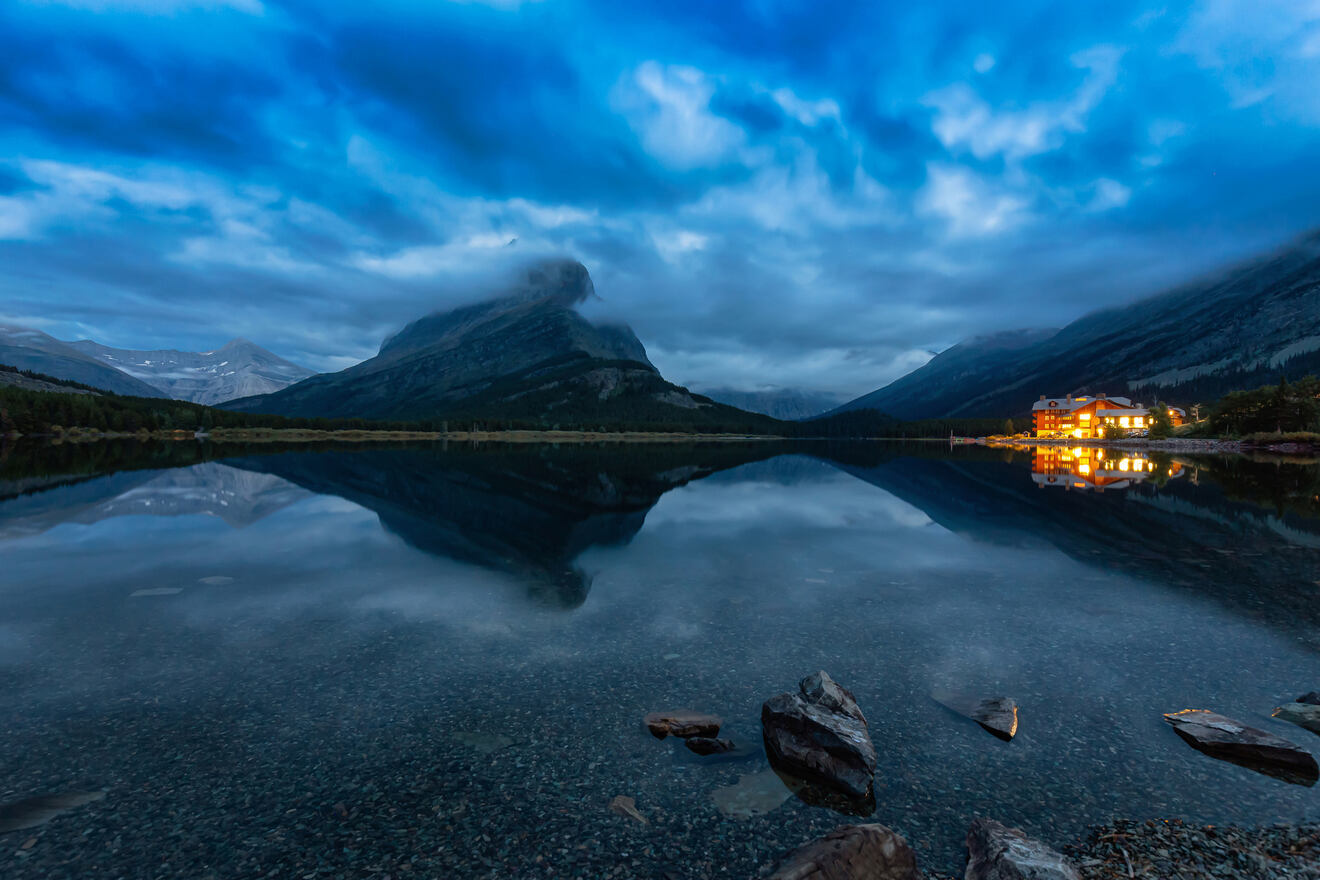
[1,440,1317,877]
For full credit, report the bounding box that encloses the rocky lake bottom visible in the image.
[0,441,1317,877]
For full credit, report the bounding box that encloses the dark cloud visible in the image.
[0,0,1318,397]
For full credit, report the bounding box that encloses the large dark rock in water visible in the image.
[220,259,774,430]
[933,694,1019,741]
[965,818,1081,880]
[762,671,876,800]
[770,824,919,880]
[1297,691,1320,706]
[1163,709,1319,785]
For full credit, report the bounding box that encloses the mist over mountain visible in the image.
[835,230,1320,419]
[699,387,847,420]
[222,259,774,430]
[68,338,313,406]
[0,325,164,398]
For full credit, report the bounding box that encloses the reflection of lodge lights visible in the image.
[1033,447,1183,491]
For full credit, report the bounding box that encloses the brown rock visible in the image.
[770,823,919,880]
[607,795,648,825]
[643,709,721,739]
[1163,709,1319,785]
[965,818,1080,880]
[762,671,876,799]
[684,736,735,755]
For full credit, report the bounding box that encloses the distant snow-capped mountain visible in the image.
[699,387,847,420]
[0,325,164,397]
[68,338,314,405]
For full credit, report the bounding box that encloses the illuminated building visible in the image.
[1031,393,1187,438]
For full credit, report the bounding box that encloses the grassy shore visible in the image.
[4,426,786,444]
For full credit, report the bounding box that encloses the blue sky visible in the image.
[2,0,1319,397]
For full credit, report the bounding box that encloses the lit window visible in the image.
[1080,413,1092,421]
[1134,417,1145,427]
[1079,464,1091,474]
[1072,428,1083,438]
[1120,417,1130,427]
[1119,459,1130,471]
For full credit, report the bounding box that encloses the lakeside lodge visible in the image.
[1032,393,1186,439]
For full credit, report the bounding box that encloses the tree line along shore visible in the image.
[4,362,1320,446]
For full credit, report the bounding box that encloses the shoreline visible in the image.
[983,436,1245,453]
[1,427,789,444]
[921,818,1319,879]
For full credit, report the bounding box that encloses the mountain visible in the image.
[834,229,1320,419]
[831,329,1058,419]
[67,338,314,406]
[0,325,163,397]
[699,387,847,420]
[222,259,777,430]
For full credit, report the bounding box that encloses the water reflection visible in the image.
[1030,445,1184,491]
[818,443,1320,647]
[222,444,782,608]
[1,440,1319,876]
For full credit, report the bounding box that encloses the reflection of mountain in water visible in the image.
[815,443,1320,648]
[0,462,307,539]
[224,443,780,609]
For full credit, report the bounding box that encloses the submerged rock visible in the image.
[607,795,648,825]
[643,709,721,739]
[770,823,919,880]
[761,671,876,800]
[1163,709,1319,785]
[453,731,516,754]
[966,818,1080,880]
[1273,702,1320,736]
[684,736,735,756]
[0,791,106,833]
[933,694,1019,741]
[710,769,801,819]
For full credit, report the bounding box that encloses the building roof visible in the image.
[1032,395,1134,412]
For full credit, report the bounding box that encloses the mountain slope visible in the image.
[836,230,1320,419]
[68,338,313,406]
[0,325,163,397]
[700,387,847,420]
[222,259,778,430]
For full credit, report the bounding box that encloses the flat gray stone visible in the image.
[1273,702,1320,736]
[934,694,1019,741]
[1164,709,1318,785]
[965,817,1080,880]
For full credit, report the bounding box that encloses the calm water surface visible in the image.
[1,441,1317,877]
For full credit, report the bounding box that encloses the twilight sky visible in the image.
[2,0,1319,397]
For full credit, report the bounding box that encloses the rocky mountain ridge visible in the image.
[834,230,1320,419]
